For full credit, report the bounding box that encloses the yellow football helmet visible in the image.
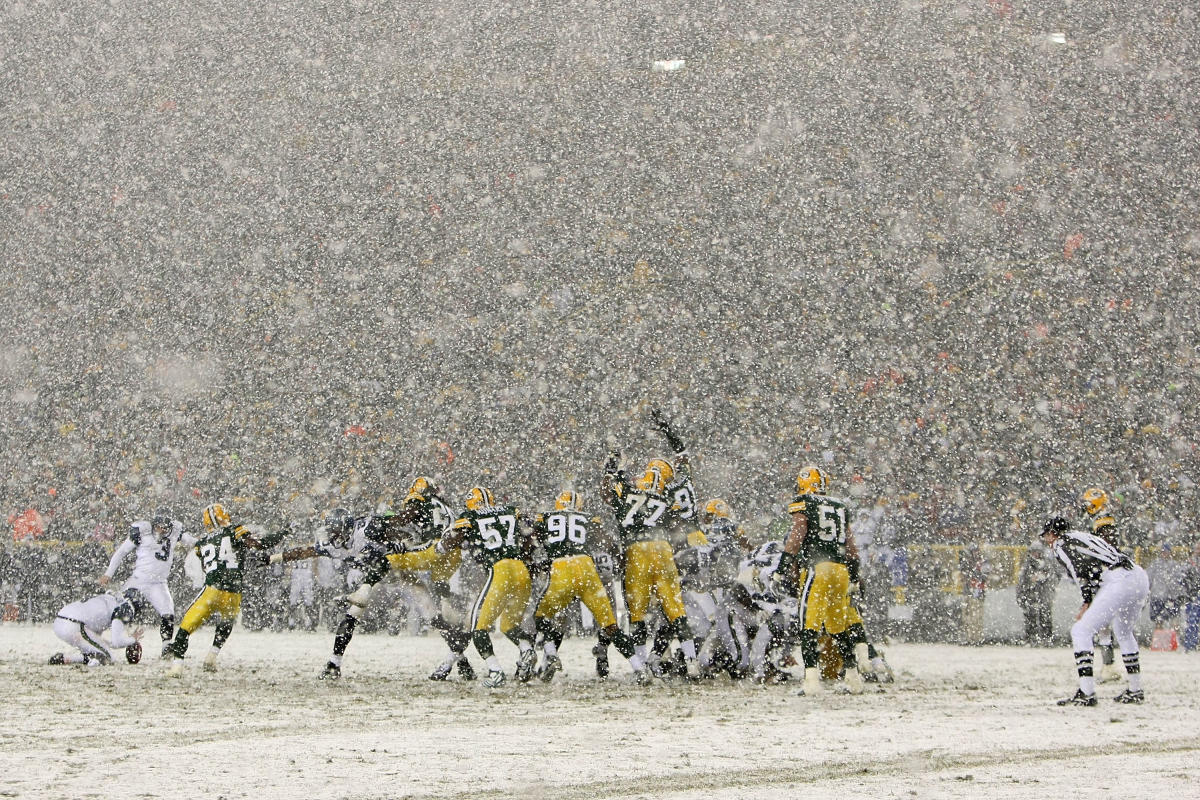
[464,486,496,511]
[634,458,674,493]
[405,476,436,503]
[702,499,731,520]
[796,467,829,495]
[1080,487,1109,517]
[201,503,231,530]
[554,490,582,511]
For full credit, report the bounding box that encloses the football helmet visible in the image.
[1080,487,1109,517]
[405,476,437,503]
[465,486,496,511]
[151,506,174,536]
[201,503,231,531]
[324,507,354,547]
[1042,516,1069,536]
[796,467,829,495]
[554,490,582,511]
[702,499,731,520]
[635,458,674,493]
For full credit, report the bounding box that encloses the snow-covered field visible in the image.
[2,624,1196,800]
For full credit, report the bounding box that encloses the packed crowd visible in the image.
[3,0,1197,561]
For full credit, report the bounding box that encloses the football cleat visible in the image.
[48,653,65,665]
[167,661,184,679]
[1097,662,1124,683]
[160,643,176,660]
[456,657,475,681]
[1113,689,1145,704]
[540,654,563,683]
[515,648,538,683]
[483,668,506,688]
[802,667,821,697]
[592,643,610,678]
[202,652,218,673]
[429,662,453,681]
[318,662,341,681]
[633,666,654,686]
[1056,689,1098,706]
[843,668,865,695]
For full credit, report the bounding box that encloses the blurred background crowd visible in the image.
[2,1,1197,640]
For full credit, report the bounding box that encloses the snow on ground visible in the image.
[1,624,1196,800]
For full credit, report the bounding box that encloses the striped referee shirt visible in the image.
[1049,529,1134,604]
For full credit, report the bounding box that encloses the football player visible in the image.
[1079,487,1123,682]
[1042,516,1149,705]
[383,477,475,682]
[315,508,413,679]
[601,409,701,680]
[531,490,647,682]
[166,503,289,676]
[98,506,196,657]
[676,499,750,678]
[778,467,865,695]
[49,591,142,666]
[436,486,537,688]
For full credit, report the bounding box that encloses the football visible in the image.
[125,642,142,665]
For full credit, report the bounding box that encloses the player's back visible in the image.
[59,594,119,630]
[790,493,852,565]
[455,503,525,566]
[538,509,600,561]
[195,526,254,592]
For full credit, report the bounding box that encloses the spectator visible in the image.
[1016,541,1057,646]
[1146,544,1189,634]
[959,540,988,645]
[1182,543,1200,653]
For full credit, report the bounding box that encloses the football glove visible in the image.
[649,407,688,456]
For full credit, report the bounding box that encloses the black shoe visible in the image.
[49,653,65,665]
[592,643,609,678]
[457,657,476,681]
[1056,689,1097,706]
[1114,689,1145,704]
[318,662,341,681]
[429,662,453,681]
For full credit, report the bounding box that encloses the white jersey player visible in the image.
[1041,517,1149,706]
[50,593,141,666]
[733,540,799,682]
[98,507,196,654]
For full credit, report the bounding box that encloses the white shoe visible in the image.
[843,668,865,695]
[167,661,184,679]
[1098,662,1124,683]
[803,667,821,697]
[202,653,218,673]
[515,649,537,683]
[483,669,506,688]
[539,654,562,683]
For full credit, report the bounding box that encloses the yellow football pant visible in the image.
[387,542,462,583]
[536,554,617,629]
[623,539,686,624]
[798,561,862,635]
[179,586,242,634]
[471,558,531,634]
